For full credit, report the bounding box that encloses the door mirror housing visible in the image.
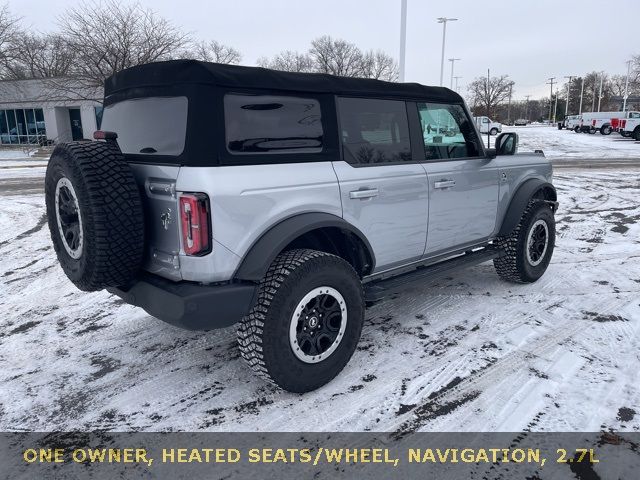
[495,132,518,155]
[485,147,497,159]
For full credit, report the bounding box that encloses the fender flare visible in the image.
[498,179,557,236]
[234,212,375,282]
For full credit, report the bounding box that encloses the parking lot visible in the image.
[0,126,639,432]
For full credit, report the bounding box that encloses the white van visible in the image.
[473,116,502,135]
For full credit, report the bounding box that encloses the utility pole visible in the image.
[448,58,460,89]
[623,60,632,112]
[398,0,407,82]
[437,17,458,86]
[525,95,531,120]
[553,94,558,123]
[564,75,574,116]
[591,74,597,112]
[547,77,555,123]
[579,77,584,114]
[597,73,604,112]
[507,81,514,124]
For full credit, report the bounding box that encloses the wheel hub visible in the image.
[289,286,347,364]
[526,219,548,267]
[55,177,84,259]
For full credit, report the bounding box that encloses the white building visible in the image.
[0,78,103,146]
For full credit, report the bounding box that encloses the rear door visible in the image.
[414,102,500,256]
[333,97,429,271]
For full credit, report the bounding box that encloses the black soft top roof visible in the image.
[105,60,462,103]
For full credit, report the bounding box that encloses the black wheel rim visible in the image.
[290,286,347,363]
[527,220,548,266]
[55,177,83,259]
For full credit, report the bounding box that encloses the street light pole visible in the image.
[454,76,462,92]
[623,59,632,112]
[597,73,604,112]
[399,0,407,82]
[437,17,457,87]
[448,58,460,89]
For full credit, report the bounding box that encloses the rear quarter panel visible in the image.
[176,162,342,282]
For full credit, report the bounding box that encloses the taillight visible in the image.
[179,193,211,256]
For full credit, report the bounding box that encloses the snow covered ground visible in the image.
[0,163,639,433]
[485,124,640,159]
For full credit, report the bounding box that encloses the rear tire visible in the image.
[493,200,555,283]
[237,249,365,393]
[45,141,144,291]
[490,127,499,136]
[573,126,580,133]
[634,128,640,141]
[600,125,612,135]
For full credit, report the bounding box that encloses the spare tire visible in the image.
[45,141,144,291]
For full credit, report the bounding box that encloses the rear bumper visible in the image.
[106,274,257,330]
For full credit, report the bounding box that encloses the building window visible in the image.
[0,108,47,145]
[95,106,104,130]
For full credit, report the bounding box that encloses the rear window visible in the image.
[224,94,323,155]
[101,96,188,156]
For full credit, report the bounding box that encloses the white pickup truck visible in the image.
[619,116,640,140]
[473,116,502,135]
[579,111,633,135]
[613,111,640,137]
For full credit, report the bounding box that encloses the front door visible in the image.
[68,108,83,141]
[333,97,429,272]
[415,102,500,256]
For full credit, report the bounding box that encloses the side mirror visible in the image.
[486,147,497,159]
[495,132,518,155]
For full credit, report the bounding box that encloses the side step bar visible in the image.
[364,247,501,302]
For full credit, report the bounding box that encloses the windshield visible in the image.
[101,96,188,156]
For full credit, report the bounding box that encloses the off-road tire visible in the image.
[493,200,555,283]
[237,249,365,393]
[45,141,144,291]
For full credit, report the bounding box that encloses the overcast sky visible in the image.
[13,0,639,100]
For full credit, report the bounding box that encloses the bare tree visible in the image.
[257,50,314,73]
[467,75,514,117]
[192,40,241,64]
[56,0,189,97]
[360,50,398,81]
[0,3,20,78]
[4,33,73,80]
[309,35,364,77]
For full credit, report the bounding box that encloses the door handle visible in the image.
[349,188,379,200]
[434,180,456,189]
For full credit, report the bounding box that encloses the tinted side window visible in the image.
[337,97,411,164]
[224,94,323,154]
[101,96,188,156]
[417,103,481,160]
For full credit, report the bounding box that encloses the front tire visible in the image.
[237,249,365,393]
[493,200,555,283]
[490,127,499,136]
[600,125,612,135]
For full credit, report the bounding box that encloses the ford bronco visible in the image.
[45,60,557,392]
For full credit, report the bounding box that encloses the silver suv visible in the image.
[44,60,558,392]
